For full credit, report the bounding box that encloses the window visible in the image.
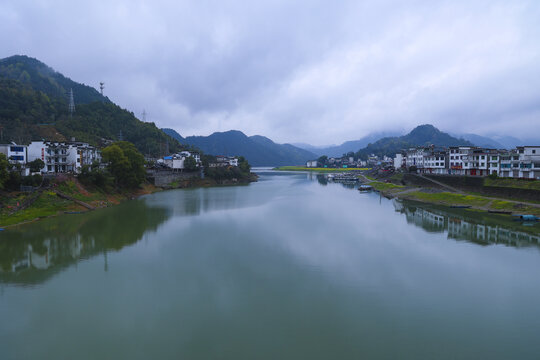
[10,155,24,161]
[533,150,537,154]
[492,156,497,160]
[10,146,24,152]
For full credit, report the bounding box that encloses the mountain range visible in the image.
[295,128,539,157]
[162,128,317,166]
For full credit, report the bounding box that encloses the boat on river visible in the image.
[358,185,373,191]
[513,215,539,221]
[327,173,359,182]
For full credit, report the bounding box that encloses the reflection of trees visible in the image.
[316,174,328,186]
[393,200,540,248]
[0,200,170,285]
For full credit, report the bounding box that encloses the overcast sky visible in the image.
[1,0,539,145]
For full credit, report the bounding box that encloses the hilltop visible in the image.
[0,55,183,156]
[354,124,473,159]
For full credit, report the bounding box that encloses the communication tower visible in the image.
[99,82,105,96]
[68,88,75,116]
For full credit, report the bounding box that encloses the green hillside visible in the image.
[0,55,183,156]
[355,124,473,159]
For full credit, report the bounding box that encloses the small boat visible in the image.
[0,228,4,231]
[358,185,373,191]
[450,205,472,208]
[488,210,512,215]
[513,214,539,221]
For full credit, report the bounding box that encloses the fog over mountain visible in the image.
[1,0,539,145]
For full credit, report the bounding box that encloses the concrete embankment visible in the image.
[403,174,540,203]
[365,174,540,217]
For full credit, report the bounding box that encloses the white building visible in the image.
[516,146,540,179]
[393,153,405,170]
[27,141,101,174]
[424,152,447,175]
[306,160,318,168]
[163,155,185,170]
[179,151,201,164]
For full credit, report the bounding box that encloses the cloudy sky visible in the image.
[1,0,539,145]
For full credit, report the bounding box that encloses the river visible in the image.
[1,170,539,359]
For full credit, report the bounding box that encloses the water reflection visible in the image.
[393,199,540,248]
[0,200,169,286]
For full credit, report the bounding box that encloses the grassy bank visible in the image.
[0,178,160,228]
[366,179,540,216]
[0,173,258,228]
[484,177,540,190]
[275,166,371,172]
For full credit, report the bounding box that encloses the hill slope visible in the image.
[0,55,182,156]
[355,124,474,158]
[163,128,317,166]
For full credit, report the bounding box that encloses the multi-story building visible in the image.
[423,151,447,175]
[516,146,540,179]
[395,144,540,179]
[405,147,431,171]
[27,141,101,174]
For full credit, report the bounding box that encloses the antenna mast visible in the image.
[99,82,105,96]
[142,109,147,122]
[68,88,75,117]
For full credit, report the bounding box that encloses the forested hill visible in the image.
[162,128,317,166]
[355,124,473,159]
[0,55,183,156]
[0,55,108,104]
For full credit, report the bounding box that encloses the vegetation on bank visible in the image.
[204,156,253,181]
[484,177,540,191]
[402,192,540,216]
[275,166,371,172]
[367,181,405,192]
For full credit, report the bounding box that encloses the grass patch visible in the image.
[404,192,492,207]
[484,177,540,190]
[0,192,75,227]
[368,181,405,191]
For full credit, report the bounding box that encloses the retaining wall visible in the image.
[403,173,540,202]
[147,170,200,187]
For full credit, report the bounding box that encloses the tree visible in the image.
[317,155,328,165]
[102,141,145,188]
[184,156,198,171]
[28,158,45,173]
[0,153,9,189]
[238,156,251,174]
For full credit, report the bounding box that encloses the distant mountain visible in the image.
[297,131,403,157]
[162,128,185,143]
[451,133,505,149]
[0,55,183,156]
[162,129,317,166]
[356,124,473,158]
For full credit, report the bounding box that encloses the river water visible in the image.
[1,170,539,359]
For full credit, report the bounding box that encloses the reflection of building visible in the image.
[393,200,540,247]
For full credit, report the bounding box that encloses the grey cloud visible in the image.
[0,0,539,144]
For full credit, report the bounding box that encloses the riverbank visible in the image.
[0,173,258,228]
[365,177,540,217]
[275,166,371,172]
